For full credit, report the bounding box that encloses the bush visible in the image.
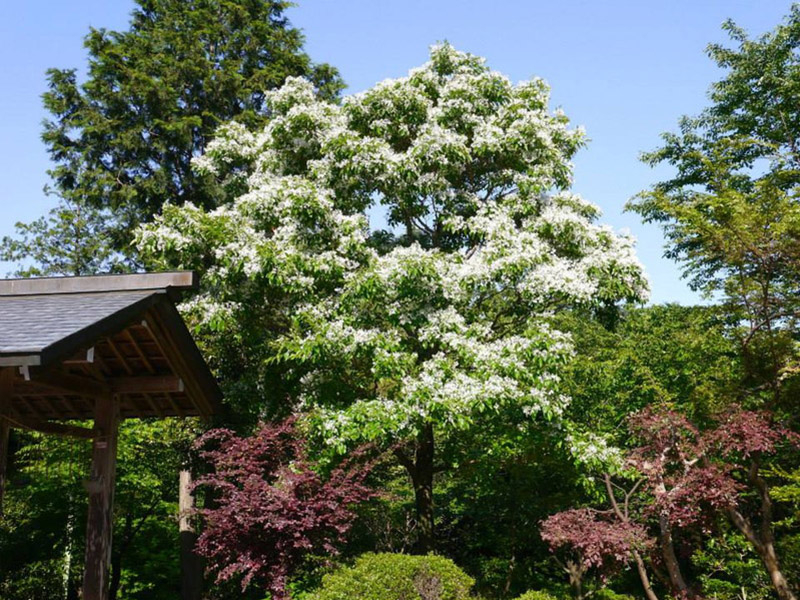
[309,553,474,600]
[513,591,561,600]
[594,591,637,600]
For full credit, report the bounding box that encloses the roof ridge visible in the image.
[0,272,197,297]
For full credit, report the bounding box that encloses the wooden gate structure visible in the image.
[0,271,221,600]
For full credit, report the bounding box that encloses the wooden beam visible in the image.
[105,338,133,376]
[0,368,13,516]
[82,395,119,600]
[32,371,110,402]
[12,418,95,440]
[124,330,155,374]
[142,393,165,418]
[63,347,96,365]
[145,308,216,418]
[180,469,203,600]
[110,375,183,395]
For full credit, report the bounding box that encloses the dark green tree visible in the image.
[2,0,342,274]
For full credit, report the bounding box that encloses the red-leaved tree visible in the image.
[626,406,738,599]
[193,419,378,600]
[545,405,799,600]
[541,508,652,600]
[630,405,800,600]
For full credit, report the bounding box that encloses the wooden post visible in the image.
[82,395,120,600]
[179,469,203,600]
[0,368,12,516]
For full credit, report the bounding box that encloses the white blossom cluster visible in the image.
[137,43,649,460]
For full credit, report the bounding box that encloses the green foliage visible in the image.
[559,304,739,439]
[513,591,561,600]
[0,198,121,276]
[435,430,583,596]
[640,5,800,194]
[0,420,197,599]
[692,533,772,600]
[630,5,800,414]
[308,553,474,600]
[591,590,636,600]
[0,430,89,596]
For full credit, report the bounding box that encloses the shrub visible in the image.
[309,553,474,600]
[594,590,637,600]
[513,591,561,600]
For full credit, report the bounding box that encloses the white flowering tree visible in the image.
[138,44,649,551]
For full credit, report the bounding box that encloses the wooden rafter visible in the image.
[124,330,155,374]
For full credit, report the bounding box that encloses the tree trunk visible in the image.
[108,513,131,600]
[658,513,692,598]
[395,424,436,554]
[602,475,658,600]
[762,543,797,600]
[566,559,587,600]
[412,424,435,554]
[726,461,797,600]
[632,549,659,600]
[727,506,796,600]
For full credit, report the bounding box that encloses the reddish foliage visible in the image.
[193,419,378,600]
[706,407,800,460]
[540,508,652,578]
[626,405,797,529]
[627,406,704,475]
[626,407,739,528]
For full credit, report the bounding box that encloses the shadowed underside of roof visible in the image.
[0,272,220,421]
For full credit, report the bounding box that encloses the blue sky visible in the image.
[0,0,793,303]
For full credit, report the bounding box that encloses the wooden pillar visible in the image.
[0,368,13,516]
[179,469,203,600]
[82,395,120,600]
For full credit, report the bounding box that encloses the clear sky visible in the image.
[0,0,793,303]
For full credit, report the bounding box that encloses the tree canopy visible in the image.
[138,43,648,554]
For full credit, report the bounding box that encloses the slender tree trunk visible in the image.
[722,459,797,600]
[108,513,130,600]
[728,506,795,600]
[602,475,659,600]
[658,513,692,598]
[566,559,587,600]
[762,544,797,600]
[727,503,796,600]
[632,549,659,600]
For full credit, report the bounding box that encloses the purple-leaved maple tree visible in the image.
[541,508,652,600]
[544,405,799,600]
[192,419,378,600]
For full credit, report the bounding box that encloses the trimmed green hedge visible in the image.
[309,553,474,600]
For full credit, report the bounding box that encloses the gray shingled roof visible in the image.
[0,291,157,363]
